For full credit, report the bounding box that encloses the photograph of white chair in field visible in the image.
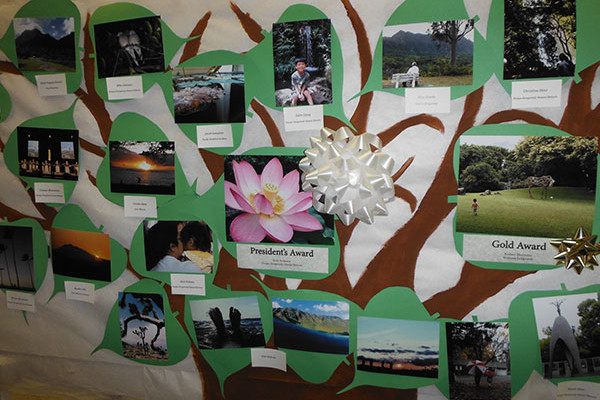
[456,135,597,239]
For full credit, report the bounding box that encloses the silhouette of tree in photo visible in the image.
[428,19,474,66]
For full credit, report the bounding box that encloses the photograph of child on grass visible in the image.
[224,155,334,245]
[382,19,474,88]
[272,19,332,107]
[456,135,597,239]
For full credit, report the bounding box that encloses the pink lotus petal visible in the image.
[282,211,323,232]
[225,181,243,209]
[259,215,294,243]
[281,192,313,215]
[260,158,284,188]
[233,160,261,198]
[231,189,257,214]
[278,169,300,200]
[230,213,266,243]
[254,193,274,215]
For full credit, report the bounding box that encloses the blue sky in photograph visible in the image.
[532,292,599,338]
[190,296,262,322]
[357,317,440,359]
[13,17,74,40]
[272,298,350,320]
[118,292,167,349]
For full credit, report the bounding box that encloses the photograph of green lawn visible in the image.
[456,135,597,239]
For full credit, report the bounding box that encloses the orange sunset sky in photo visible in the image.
[51,227,111,260]
[110,152,175,172]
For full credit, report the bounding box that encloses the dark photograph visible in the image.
[456,136,596,239]
[144,220,213,274]
[93,16,165,79]
[109,141,175,195]
[13,17,76,72]
[533,293,600,379]
[273,19,332,107]
[224,155,334,245]
[272,298,349,354]
[446,322,511,400]
[173,65,245,124]
[17,126,79,181]
[504,0,576,79]
[51,227,111,282]
[0,225,35,292]
[382,20,474,88]
[190,296,265,349]
[118,292,168,361]
[357,317,439,377]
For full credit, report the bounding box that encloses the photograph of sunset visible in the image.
[51,227,111,281]
[109,141,176,195]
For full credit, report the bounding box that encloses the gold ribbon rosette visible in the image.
[299,127,395,225]
[550,227,600,274]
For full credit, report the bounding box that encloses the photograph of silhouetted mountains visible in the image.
[13,17,76,72]
[51,227,112,282]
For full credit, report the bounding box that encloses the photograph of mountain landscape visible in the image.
[190,296,265,349]
[382,20,474,88]
[0,225,35,292]
[118,292,168,361]
[272,298,349,354]
[13,17,76,72]
[357,317,440,377]
[109,141,175,195]
[51,227,111,281]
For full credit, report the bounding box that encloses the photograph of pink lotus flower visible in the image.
[225,155,334,244]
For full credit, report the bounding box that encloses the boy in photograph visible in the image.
[291,57,314,106]
[472,198,479,216]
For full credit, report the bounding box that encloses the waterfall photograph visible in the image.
[272,19,332,107]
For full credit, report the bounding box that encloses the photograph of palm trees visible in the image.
[357,317,440,377]
[272,298,349,354]
[172,65,246,124]
[109,141,175,195]
[17,126,79,181]
[272,19,332,107]
[13,17,76,72]
[93,16,165,79]
[0,225,35,292]
[382,20,474,88]
[446,322,511,400]
[532,293,600,379]
[51,227,111,282]
[118,292,168,361]
[224,155,334,245]
[504,0,576,79]
[456,135,596,238]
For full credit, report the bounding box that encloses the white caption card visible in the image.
[512,79,562,108]
[35,74,67,97]
[106,76,144,100]
[251,348,287,371]
[123,196,157,218]
[64,281,95,303]
[34,182,65,203]
[171,274,206,296]
[556,381,600,400]
[237,244,328,273]
[283,105,324,132]
[462,234,556,264]
[196,125,234,148]
[405,87,451,114]
[6,291,35,312]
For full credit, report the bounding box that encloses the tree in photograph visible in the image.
[428,20,474,66]
[459,162,502,192]
[21,253,34,290]
[0,243,15,288]
[544,0,576,64]
[119,293,166,352]
[3,228,21,288]
[576,294,600,359]
[132,326,149,355]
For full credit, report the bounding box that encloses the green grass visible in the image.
[18,57,75,72]
[456,187,595,238]
[383,74,473,88]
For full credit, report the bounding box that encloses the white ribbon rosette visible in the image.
[299,127,395,225]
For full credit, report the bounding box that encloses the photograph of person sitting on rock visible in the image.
[272,18,332,107]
